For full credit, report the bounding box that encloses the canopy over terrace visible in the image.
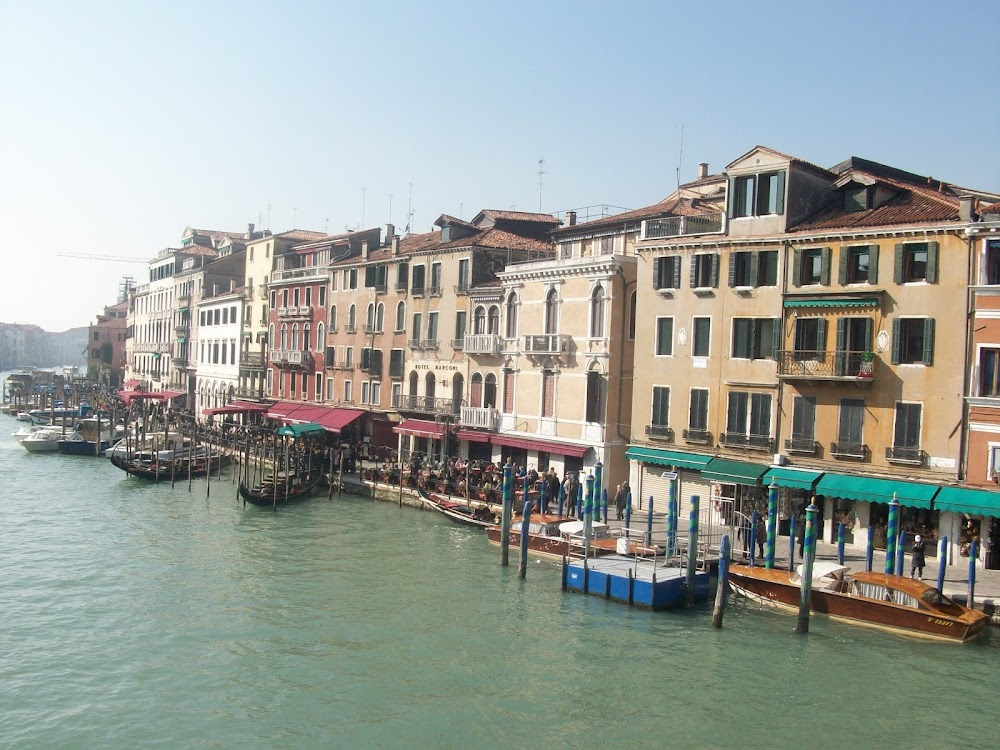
[266,401,364,434]
[118,390,185,406]
[204,402,269,418]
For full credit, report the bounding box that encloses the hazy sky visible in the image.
[2,1,998,331]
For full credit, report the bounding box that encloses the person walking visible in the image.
[755,515,766,560]
[614,482,627,521]
[910,534,926,580]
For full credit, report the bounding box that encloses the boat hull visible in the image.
[418,487,495,529]
[485,526,618,561]
[58,440,111,455]
[21,438,60,452]
[728,565,987,642]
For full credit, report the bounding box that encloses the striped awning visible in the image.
[624,446,713,471]
[784,297,879,309]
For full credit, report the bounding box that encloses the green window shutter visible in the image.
[672,257,681,289]
[893,243,904,284]
[775,171,786,215]
[727,178,736,219]
[749,252,760,287]
[792,249,802,288]
[817,318,828,352]
[820,247,831,286]
[922,318,935,366]
[838,247,849,286]
[771,318,781,358]
[710,254,720,288]
[926,241,939,283]
[653,257,661,289]
[836,318,847,352]
[863,317,873,351]
[689,256,699,288]
[727,253,737,288]
[868,245,879,284]
[891,318,902,364]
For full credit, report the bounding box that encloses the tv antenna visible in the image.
[675,124,685,192]
[537,158,545,212]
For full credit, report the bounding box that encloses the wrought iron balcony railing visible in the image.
[886,446,925,465]
[777,351,876,381]
[785,437,818,455]
[720,432,774,452]
[645,424,674,441]
[682,428,712,444]
[830,441,868,459]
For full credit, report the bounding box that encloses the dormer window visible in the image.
[845,186,870,212]
[729,171,785,219]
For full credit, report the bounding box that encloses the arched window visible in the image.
[590,284,606,338]
[228,385,235,404]
[471,372,483,408]
[303,324,311,352]
[348,304,357,331]
[487,306,500,335]
[330,305,338,330]
[395,301,405,332]
[409,371,418,396]
[484,373,498,408]
[376,303,385,332]
[629,290,637,339]
[316,322,325,351]
[544,288,559,334]
[505,292,518,338]
[291,324,299,350]
[474,306,487,335]
[586,361,606,423]
[425,372,436,400]
[452,374,463,413]
[366,303,375,329]
[280,323,287,350]
[268,323,275,349]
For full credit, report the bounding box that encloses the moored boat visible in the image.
[418,486,497,528]
[728,561,989,642]
[485,514,620,561]
[239,473,323,507]
[20,428,63,453]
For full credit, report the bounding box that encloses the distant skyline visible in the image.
[2,1,998,331]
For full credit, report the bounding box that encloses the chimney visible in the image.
[698,162,709,179]
[246,222,255,238]
[361,240,369,260]
[566,210,577,227]
[959,196,975,222]
[385,224,395,245]
[391,235,400,257]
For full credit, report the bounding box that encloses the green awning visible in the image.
[784,297,879,309]
[934,486,1000,517]
[277,422,327,438]
[814,472,937,509]
[701,458,770,486]
[761,467,823,491]
[624,446,713,471]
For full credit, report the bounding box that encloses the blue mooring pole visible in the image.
[788,514,797,572]
[624,490,632,531]
[583,473,595,561]
[837,522,845,565]
[576,483,583,519]
[666,489,678,559]
[895,530,906,577]
[500,461,512,567]
[646,494,654,544]
[686,495,700,604]
[866,524,874,572]
[936,536,948,594]
[748,510,758,567]
[765,481,778,569]
[712,534,731,628]
[518,499,532,579]
[601,488,608,525]
[796,500,819,633]
[968,539,978,609]
[885,494,900,574]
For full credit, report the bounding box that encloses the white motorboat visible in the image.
[20,428,63,453]
[12,424,46,442]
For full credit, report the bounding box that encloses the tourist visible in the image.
[544,468,560,513]
[911,534,926,580]
[755,515,766,560]
[562,472,578,518]
[614,482,628,520]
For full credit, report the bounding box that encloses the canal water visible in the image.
[2,422,995,749]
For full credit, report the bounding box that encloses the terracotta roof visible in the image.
[553,195,722,237]
[981,201,1000,215]
[435,214,477,229]
[477,209,561,224]
[187,228,246,243]
[791,172,964,232]
[177,246,219,257]
[277,230,329,241]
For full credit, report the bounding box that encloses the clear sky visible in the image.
[2,0,997,331]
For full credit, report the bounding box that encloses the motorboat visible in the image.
[728,560,989,642]
[57,419,124,456]
[12,424,47,442]
[20,428,63,453]
[486,515,621,561]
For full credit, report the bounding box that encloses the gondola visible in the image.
[239,472,323,507]
[417,485,497,528]
[110,450,230,480]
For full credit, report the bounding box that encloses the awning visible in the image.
[814,472,938,509]
[277,423,327,438]
[267,401,309,420]
[934,486,1000,517]
[314,408,364,433]
[701,458,770,486]
[455,429,492,444]
[761,467,824,491]
[119,390,185,405]
[205,402,269,417]
[491,433,587,458]
[394,419,446,439]
[784,297,880,309]
[625,446,713,471]
[123,379,142,389]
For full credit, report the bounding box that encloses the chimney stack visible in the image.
[959,196,975,222]
[247,222,255,238]
[566,210,577,227]
[391,235,400,257]
[698,162,709,179]
[361,240,369,260]
[385,224,395,245]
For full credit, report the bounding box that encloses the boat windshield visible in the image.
[919,588,967,615]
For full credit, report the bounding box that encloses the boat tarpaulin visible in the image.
[815,472,938,509]
[624,446,713,471]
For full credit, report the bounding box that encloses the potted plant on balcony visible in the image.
[858,351,875,378]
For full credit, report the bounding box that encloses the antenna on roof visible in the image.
[676,124,685,192]
[537,158,545,212]
[267,204,271,231]
[406,182,413,234]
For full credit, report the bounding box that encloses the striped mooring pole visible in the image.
[712,533,731,629]
[837,522,846,566]
[686,495,700,604]
[666,485,678,559]
[797,500,819,633]
[866,524,875,572]
[518,499,532,579]
[936,536,948,594]
[500,460,513,567]
[765,481,778,569]
[885,493,900,575]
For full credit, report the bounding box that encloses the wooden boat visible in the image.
[485,514,620,561]
[418,486,497,528]
[110,450,229,480]
[728,561,989,642]
[239,472,323,507]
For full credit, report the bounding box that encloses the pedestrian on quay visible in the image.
[614,482,627,520]
[755,514,766,560]
[543,468,559,514]
[911,534,926,580]
[562,472,577,518]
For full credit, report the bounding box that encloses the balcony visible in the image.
[642,213,724,240]
[171,355,187,367]
[177,294,191,308]
[174,323,189,335]
[645,424,674,442]
[429,284,443,297]
[450,338,464,350]
[776,351,876,382]
[411,285,425,297]
[345,324,357,334]
[394,281,408,293]
[408,338,422,350]
[272,266,327,283]
[785,437,819,455]
[886,446,925,466]
[240,352,266,370]
[135,342,171,354]
[235,386,266,400]
[394,394,458,415]
[421,339,439,351]
[277,306,312,320]
[454,281,471,295]
[268,350,313,368]
[464,333,502,355]
[523,334,573,359]
[461,406,499,430]
[372,282,387,295]
[719,433,774,452]
[830,441,869,460]
[682,428,712,445]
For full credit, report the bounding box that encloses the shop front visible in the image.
[933,486,1000,570]
[760,466,825,540]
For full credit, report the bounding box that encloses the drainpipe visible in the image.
[959,226,979,482]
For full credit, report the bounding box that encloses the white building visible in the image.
[194,288,244,420]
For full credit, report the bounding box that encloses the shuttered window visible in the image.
[893,403,922,450]
[653,256,682,290]
[503,369,515,413]
[891,318,935,365]
[791,397,816,441]
[651,386,670,427]
[655,317,674,356]
[541,371,555,417]
[689,389,709,431]
[894,242,939,283]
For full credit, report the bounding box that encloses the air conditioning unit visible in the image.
[773,453,789,466]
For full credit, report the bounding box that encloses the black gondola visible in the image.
[239,473,323,506]
[110,451,230,480]
[417,485,496,528]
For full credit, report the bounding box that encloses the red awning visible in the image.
[267,401,309,420]
[119,390,185,405]
[314,408,365,433]
[123,379,142,389]
[393,419,446,439]
[455,429,491,444]
[205,402,268,417]
[491,434,587,458]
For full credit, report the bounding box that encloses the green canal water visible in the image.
[1,421,995,749]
